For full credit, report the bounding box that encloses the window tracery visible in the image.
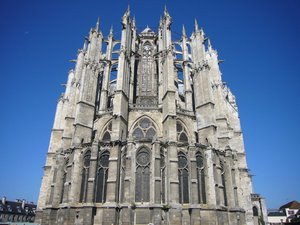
[102,121,112,141]
[80,150,91,202]
[176,121,189,142]
[196,151,206,204]
[95,151,110,203]
[132,118,156,140]
[135,147,150,202]
[178,152,189,203]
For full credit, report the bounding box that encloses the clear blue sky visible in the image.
[0,0,299,209]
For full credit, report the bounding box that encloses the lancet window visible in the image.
[132,118,156,140]
[178,152,189,203]
[79,150,91,202]
[176,121,188,142]
[95,151,110,203]
[135,147,150,202]
[196,151,206,204]
[102,121,112,141]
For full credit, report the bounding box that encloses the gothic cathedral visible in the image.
[36,7,267,225]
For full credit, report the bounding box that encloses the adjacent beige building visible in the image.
[36,7,266,225]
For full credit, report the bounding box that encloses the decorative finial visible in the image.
[208,38,212,51]
[195,18,199,32]
[164,4,169,16]
[127,4,130,14]
[182,25,186,37]
[109,25,113,36]
[95,17,100,32]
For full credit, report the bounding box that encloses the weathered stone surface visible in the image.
[36,8,267,225]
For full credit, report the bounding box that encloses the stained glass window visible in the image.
[196,151,206,204]
[135,148,150,202]
[95,151,110,203]
[80,151,91,202]
[178,152,189,203]
[176,121,189,142]
[132,118,156,140]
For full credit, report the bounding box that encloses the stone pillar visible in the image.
[152,141,161,204]
[69,148,82,203]
[205,148,217,206]
[86,141,99,202]
[181,27,193,111]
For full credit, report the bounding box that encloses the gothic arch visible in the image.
[100,120,113,141]
[94,150,110,203]
[195,150,206,204]
[178,151,189,203]
[130,116,160,140]
[176,119,191,143]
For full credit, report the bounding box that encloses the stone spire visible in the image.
[109,25,113,37]
[195,18,199,32]
[208,38,212,52]
[182,24,187,37]
[95,17,100,32]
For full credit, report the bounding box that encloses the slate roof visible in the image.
[280,201,300,210]
[0,200,36,216]
[268,211,286,217]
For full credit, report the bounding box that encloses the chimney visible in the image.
[22,199,26,209]
[1,196,6,205]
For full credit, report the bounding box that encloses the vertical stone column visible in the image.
[86,141,99,202]
[72,27,102,146]
[152,141,161,204]
[224,152,235,207]
[181,26,193,111]
[69,148,82,203]
[52,155,65,206]
[189,146,198,204]
[105,142,121,203]
[167,141,179,203]
[129,19,136,106]
[99,27,113,113]
[205,148,217,206]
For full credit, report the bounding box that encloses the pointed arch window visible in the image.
[160,148,166,203]
[95,151,110,203]
[132,118,156,140]
[102,121,112,141]
[178,152,189,203]
[176,121,188,142]
[80,150,91,202]
[135,147,150,202]
[196,151,206,204]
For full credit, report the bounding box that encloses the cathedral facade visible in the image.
[36,8,267,225]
